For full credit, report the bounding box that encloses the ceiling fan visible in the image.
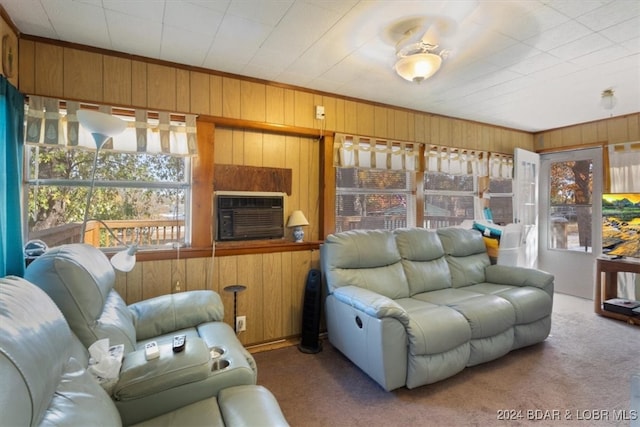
[388,17,454,83]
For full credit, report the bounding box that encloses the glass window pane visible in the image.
[424,173,474,192]
[27,185,186,248]
[25,144,189,250]
[548,159,593,252]
[423,171,475,229]
[335,168,412,232]
[488,177,513,225]
[28,146,185,183]
[488,196,512,225]
[424,194,474,228]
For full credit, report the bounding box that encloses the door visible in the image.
[513,148,539,268]
[539,148,602,299]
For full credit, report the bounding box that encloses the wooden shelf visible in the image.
[595,256,640,326]
[215,239,321,257]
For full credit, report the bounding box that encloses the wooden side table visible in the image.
[595,256,640,325]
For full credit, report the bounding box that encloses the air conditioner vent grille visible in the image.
[216,195,284,241]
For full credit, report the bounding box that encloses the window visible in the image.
[333,134,416,232]
[423,147,488,229]
[23,97,196,250]
[424,172,475,228]
[333,135,512,233]
[488,177,513,225]
[335,168,414,232]
[548,159,593,252]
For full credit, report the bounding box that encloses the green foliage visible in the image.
[550,160,592,205]
[27,146,185,232]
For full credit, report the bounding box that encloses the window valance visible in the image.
[334,134,417,171]
[425,145,488,176]
[609,141,640,192]
[488,152,513,179]
[24,96,198,156]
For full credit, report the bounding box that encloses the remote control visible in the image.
[173,334,186,353]
[145,341,160,360]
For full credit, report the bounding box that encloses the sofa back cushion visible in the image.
[321,229,410,299]
[24,243,137,351]
[436,227,490,287]
[0,276,122,426]
[394,228,452,294]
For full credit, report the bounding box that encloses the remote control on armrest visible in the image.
[173,334,186,353]
[144,341,160,360]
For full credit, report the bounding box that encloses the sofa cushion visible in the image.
[437,227,487,256]
[437,228,490,287]
[131,397,224,427]
[394,228,452,294]
[447,295,516,339]
[400,305,471,355]
[413,288,483,306]
[322,229,410,299]
[496,287,553,324]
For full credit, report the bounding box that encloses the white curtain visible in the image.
[608,141,640,299]
[424,145,488,176]
[609,142,640,192]
[489,152,513,179]
[25,96,198,156]
[334,134,417,171]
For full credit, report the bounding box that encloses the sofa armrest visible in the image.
[332,286,409,326]
[218,385,289,427]
[485,265,554,296]
[113,337,211,401]
[129,290,224,340]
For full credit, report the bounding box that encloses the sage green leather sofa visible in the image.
[321,227,554,391]
[0,276,289,426]
[24,243,258,425]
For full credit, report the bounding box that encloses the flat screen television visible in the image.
[602,193,640,259]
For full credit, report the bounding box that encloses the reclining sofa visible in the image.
[0,276,289,426]
[23,243,259,425]
[321,227,554,391]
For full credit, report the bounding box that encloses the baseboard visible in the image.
[246,333,328,354]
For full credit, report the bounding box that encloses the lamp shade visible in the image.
[77,110,127,149]
[395,53,442,83]
[110,244,138,272]
[287,210,309,228]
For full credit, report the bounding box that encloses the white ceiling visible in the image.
[2,0,639,132]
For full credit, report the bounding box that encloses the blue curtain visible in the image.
[0,75,25,277]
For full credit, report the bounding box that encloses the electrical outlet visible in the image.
[315,105,325,120]
[236,315,246,332]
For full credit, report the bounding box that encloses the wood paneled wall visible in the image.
[214,128,321,241]
[534,113,640,150]
[114,249,320,345]
[18,38,533,151]
[0,13,18,87]
[18,37,585,346]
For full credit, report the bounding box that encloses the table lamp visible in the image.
[287,210,309,243]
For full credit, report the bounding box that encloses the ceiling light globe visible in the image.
[395,53,442,83]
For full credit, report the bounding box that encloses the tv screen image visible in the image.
[602,193,640,259]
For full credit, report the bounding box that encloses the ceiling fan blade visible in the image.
[420,24,441,46]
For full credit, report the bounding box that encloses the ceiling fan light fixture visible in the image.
[395,52,442,83]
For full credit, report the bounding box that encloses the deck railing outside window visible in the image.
[29,219,185,249]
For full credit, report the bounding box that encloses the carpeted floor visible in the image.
[253,310,639,427]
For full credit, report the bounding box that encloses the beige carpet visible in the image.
[253,311,639,427]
